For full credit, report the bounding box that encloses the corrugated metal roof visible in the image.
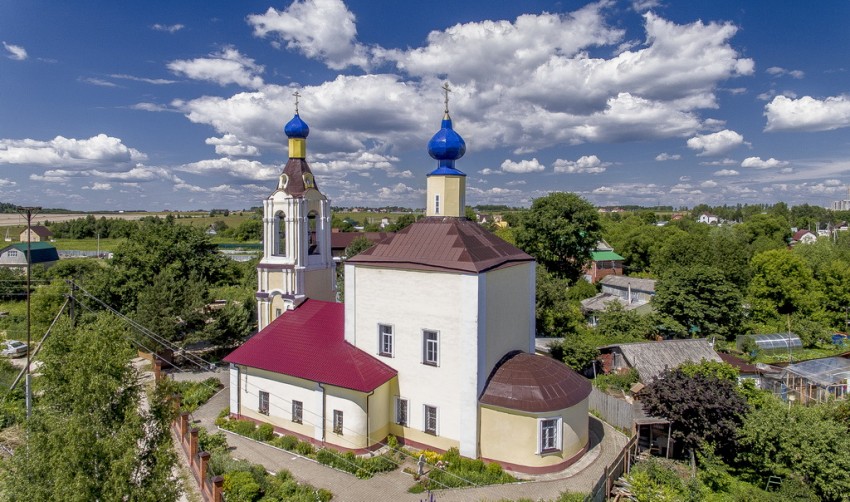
[591,250,624,261]
[280,158,317,197]
[223,300,397,392]
[2,242,59,264]
[601,339,722,383]
[479,352,591,413]
[330,232,392,252]
[600,275,656,293]
[347,217,533,273]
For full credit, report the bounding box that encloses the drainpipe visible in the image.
[318,383,326,443]
[365,390,375,449]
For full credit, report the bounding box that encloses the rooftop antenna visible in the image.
[293,90,301,115]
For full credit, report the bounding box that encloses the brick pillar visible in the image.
[172,393,182,414]
[179,412,190,438]
[189,428,199,466]
[153,360,162,382]
[198,451,211,485]
[212,476,224,502]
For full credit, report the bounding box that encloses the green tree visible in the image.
[384,213,418,232]
[336,236,376,300]
[595,302,654,341]
[642,368,748,459]
[535,267,588,338]
[514,192,601,283]
[747,249,821,325]
[1,314,179,500]
[654,265,743,340]
[737,396,850,501]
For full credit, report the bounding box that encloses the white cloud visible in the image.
[478,168,500,176]
[741,156,789,169]
[152,23,184,33]
[655,153,681,161]
[387,170,413,178]
[311,151,399,173]
[505,180,526,186]
[376,182,423,200]
[81,77,118,87]
[686,129,745,156]
[700,180,718,188]
[205,135,260,157]
[713,169,739,176]
[168,47,264,89]
[248,0,369,70]
[2,42,27,61]
[0,134,146,168]
[700,158,737,166]
[110,74,176,85]
[0,178,16,187]
[553,155,607,173]
[766,66,804,79]
[131,102,174,112]
[176,158,279,181]
[84,182,113,191]
[764,95,850,132]
[501,158,545,173]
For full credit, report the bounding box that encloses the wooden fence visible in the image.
[587,434,639,502]
[588,387,640,432]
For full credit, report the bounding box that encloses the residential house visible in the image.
[0,242,60,270]
[580,275,655,326]
[583,240,624,283]
[697,213,718,225]
[599,339,722,383]
[224,108,593,474]
[791,229,817,245]
[19,225,52,242]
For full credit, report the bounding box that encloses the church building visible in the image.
[224,92,592,474]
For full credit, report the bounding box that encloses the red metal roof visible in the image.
[223,300,397,392]
[347,217,533,273]
[480,352,591,413]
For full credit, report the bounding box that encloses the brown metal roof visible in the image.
[330,232,392,252]
[346,217,533,273]
[281,158,316,197]
[479,351,592,413]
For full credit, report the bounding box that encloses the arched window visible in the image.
[307,210,319,255]
[275,211,286,256]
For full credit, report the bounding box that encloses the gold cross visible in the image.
[293,90,301,114]
[441,82,451,114]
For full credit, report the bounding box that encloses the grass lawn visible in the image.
[50,238,126,252]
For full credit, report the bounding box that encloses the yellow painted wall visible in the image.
[479,398,589,469]
[426,175,465,217]
[288,138,306,158]
[305,268,335,301]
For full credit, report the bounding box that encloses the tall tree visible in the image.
[1,314,179,500]
[514,192,601,283]
[654,265,743,340]
[747,249,821,325]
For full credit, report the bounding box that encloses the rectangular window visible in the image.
[259,391,269,415]
[539,418,561,453]
[379,324,394,357]
[435,194,440,215]
[8,250,16,257]
[424,405,438,435]
[395,398,408,427]
[275,308,282,319]
[333,410,344,435]
[423,330,439,366]
[292,400,303,424]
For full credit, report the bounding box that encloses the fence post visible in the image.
[604,464,610,501]
[179,412,190,439]
[189,428,199,467]
[198,451,210,487]
[153,360,162,382]
[212,475,224,501]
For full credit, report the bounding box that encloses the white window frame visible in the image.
[378,323,394,357]
[259,391,270,415]
[333,410,344,435]
[424,405,438,435]
[8,250,16,257]
[292,400,303,424]
[395,397,408,427]
[422,329,439,366]
[537,417,562,454]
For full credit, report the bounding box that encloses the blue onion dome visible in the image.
[428,114,466,161]
[284,113,309,139]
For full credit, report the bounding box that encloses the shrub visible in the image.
[176,377,223,412]
[253,423,274,441]
[427,448,516,488]
[230,419,258,437]
[222,471,261,502]
[271,434,300,451]
[214,407,230,427]
[198,427,229,454]
[294,440,315,456]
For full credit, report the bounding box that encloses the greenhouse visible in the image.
[736,333,802,355]
[765,356,850,404]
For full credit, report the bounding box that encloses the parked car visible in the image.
[1,340,28,358]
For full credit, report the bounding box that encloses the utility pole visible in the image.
[17,206,41,418]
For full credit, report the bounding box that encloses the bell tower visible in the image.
[256,92,335,329]
[426,82,467,218]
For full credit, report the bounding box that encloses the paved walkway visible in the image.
[180,368,629,502]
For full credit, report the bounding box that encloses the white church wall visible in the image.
[345,265,480,455]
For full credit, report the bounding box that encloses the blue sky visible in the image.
[1,0,849,211]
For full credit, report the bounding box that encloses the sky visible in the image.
[1,0,850,211]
